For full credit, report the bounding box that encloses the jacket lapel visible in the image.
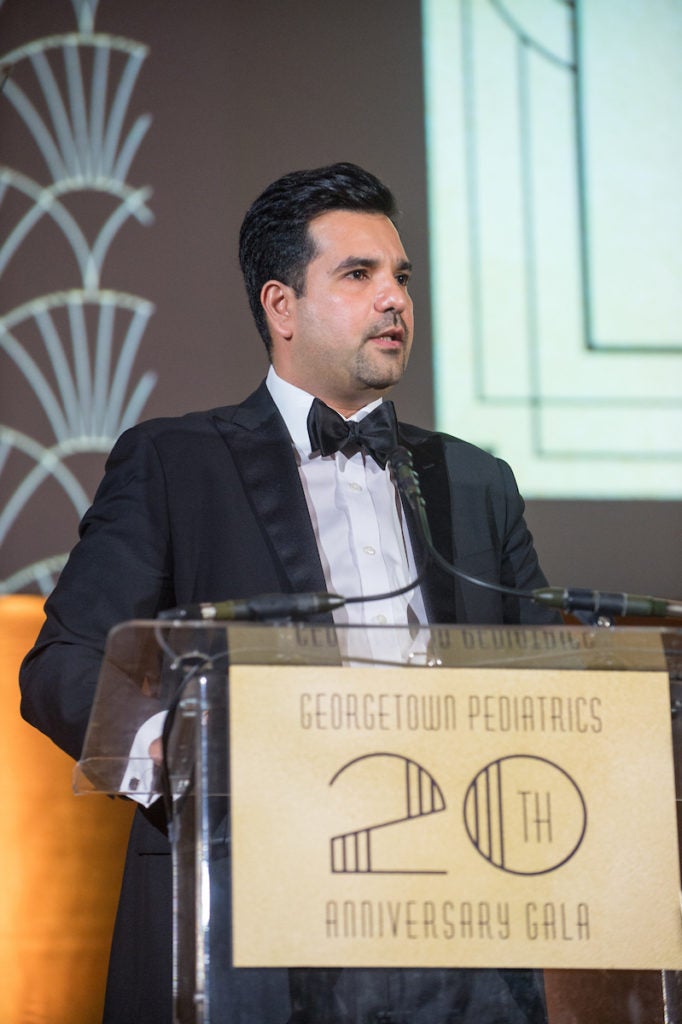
[399,428,458,624]
[211,383,328,596]
[210,385,459,624]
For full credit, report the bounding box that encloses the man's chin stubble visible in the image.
[354,350,408,392]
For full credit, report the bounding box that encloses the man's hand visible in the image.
[149,737,163,765]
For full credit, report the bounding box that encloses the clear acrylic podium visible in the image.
[74,621,682,1024]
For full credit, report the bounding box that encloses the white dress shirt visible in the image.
[266,366,427,664]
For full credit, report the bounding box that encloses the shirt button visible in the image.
[374,614,388,625]
[348,482,362,492]
[363,545,376,556]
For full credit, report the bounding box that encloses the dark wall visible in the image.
[96,0,433,423]
[1,0,679,600]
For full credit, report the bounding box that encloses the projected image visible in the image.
[422,0,681,498]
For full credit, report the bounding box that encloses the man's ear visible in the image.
[260,280,295,342]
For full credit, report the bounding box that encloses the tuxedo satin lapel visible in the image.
[400,431,457,624]
[211,385,328,596]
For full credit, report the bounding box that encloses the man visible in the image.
[21,163,555,1023]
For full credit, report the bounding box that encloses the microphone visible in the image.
[389,444,426,513]
[387,446,682,621]
[158,590,346,622]
[530,587,682,619]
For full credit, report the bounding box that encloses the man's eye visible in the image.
[348,268,368,280]
[397,274,410,287]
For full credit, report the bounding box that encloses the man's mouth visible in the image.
[367,325,405,346]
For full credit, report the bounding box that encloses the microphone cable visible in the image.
[388,445,682,621]
[387,445,537,604]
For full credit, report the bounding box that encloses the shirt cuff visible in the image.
[119,710,167,806]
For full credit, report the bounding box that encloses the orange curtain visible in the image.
[0,595,133,1024]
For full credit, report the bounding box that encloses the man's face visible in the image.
[270,209,414,415]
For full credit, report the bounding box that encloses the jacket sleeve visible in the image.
[19,425,175,760]
[494,457,559,625]
[430,430,560,625]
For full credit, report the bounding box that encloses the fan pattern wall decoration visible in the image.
[0,0,156,594]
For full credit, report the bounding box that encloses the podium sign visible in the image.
[230,664,682,969]
[75,621,682,1023]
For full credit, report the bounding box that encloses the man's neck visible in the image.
[268,367,385,419]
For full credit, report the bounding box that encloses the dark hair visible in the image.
[238,162,398,350]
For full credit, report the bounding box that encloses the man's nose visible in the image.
[374,279,407,314]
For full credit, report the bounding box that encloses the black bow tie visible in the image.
[306,397,398,469]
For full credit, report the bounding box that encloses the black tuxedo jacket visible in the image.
[20,382,554,1024]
